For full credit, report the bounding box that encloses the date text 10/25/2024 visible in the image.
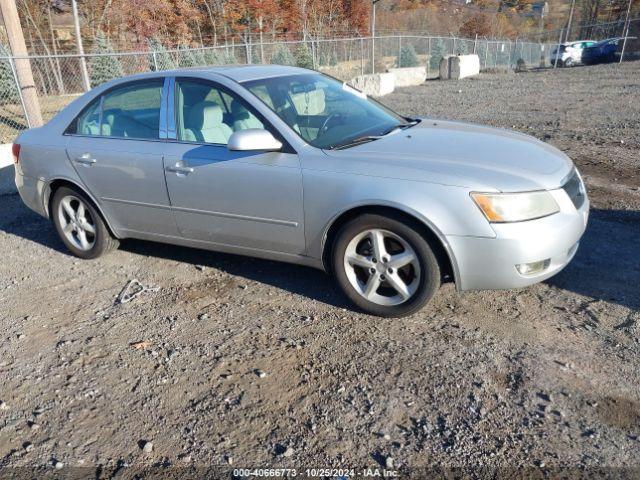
[232,468,399,477]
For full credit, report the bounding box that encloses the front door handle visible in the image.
[74,153,97,165]
[165,164,194,175]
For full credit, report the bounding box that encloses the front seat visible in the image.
[184,101,233,144]
[231,99,263,131]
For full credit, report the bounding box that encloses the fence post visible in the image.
[398,36,402,66]
[8,57,31,128]
[452,36,456,55]
[484,39,489,68]
[360,37,364,76]
[553,28,563,68]
[473,34,478,54]
[152,50,158,71]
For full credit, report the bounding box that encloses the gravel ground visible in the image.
[0,62,639,478]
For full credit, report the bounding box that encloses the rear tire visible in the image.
[332,214,440,317]
[51,186,119,259]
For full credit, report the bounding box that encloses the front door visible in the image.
[65,78,178,237]
[162,78,305,255]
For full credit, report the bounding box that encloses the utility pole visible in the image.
[619,0,633,63]
[71,0,90,92]
[0,0,43,127]
[371,0,381,74]
[564,0,576,43]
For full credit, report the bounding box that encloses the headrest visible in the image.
[290,88,325,115]
[187,101,224,129]
[231,99,250,120]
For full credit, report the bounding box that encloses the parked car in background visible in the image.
[13,66,589,317]
[551,40,596,67]
[582,37,635,64]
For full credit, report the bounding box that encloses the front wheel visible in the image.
[564,57,574,67]
[332,214,441,317]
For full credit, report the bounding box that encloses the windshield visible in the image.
[242,73,408,149]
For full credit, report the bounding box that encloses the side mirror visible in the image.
[227,129,282,152]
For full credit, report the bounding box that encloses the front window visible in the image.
[243,73,409,149]
[175,79,265,145]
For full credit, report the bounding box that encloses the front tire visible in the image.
[332,214,440,317]
[51,186,119,259]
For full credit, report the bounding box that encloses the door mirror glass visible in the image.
[227,129,282,152]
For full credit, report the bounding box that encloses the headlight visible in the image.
[471,191,559,223]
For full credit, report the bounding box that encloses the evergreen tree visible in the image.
[270,45,295,66]
[398,44,419,68]
[295,43,314,69]
[89,31,123,87]
[429,39,446,70]
[220,50,238,65]
[191,48,207,67]
[177,44,198,67]
[148,38,175,71]
[0,44,19,104]
[455,40,469,55]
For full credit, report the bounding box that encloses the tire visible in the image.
[332,214,441,317]
[564,58,574,67]
[51,186,119,259]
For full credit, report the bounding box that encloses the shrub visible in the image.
[270,45,295,66]
[177,44,198,68]
[429,39,446,70]
[148,38,175,71]
[295,44,314,69]
[0,44,19,105]
[455,40,469,55]
[89,31,123,87]
[397,44,419,68]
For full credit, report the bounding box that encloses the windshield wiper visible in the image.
[329,135,383,150]
[327,119,420,150]
[379,119,420,136]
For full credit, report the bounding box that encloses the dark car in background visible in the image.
[582,37,635,64]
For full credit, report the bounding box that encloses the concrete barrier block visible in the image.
[439,56,453,79]
[449,54,480,79]
[349,72,395,97]
[0,164,16,196]
[0,144,16,196]
[387,66,427,87]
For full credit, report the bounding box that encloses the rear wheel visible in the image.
[332,214,440,317]
[51,186,119,259]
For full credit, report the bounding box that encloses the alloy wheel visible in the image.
[57,195,96,251]
[343,228,421,306]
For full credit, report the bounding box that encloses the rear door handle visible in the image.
[165,164,194,175]
[74,153,97,165]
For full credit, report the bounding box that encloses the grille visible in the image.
[562,170,585,210]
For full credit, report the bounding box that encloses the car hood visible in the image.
[323,119,573,192]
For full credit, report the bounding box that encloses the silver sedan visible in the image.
[14,66,589,317]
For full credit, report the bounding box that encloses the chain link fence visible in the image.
[0,33,592,143]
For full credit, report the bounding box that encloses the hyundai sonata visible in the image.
[14,65,588,317]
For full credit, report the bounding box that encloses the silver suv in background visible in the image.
[551,40,597,67]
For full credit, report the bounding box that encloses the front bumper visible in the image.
[447,188,589,291]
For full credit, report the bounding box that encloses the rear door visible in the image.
[162,77,305,254]
[65,78,179,237]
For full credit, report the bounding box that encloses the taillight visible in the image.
[12,143,20,164]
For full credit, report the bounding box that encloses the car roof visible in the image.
[105,64,313,86]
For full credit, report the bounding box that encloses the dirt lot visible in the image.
[0,62,639,478]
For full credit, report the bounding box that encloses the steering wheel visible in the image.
[318,113,342,137]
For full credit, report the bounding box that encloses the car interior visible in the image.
[176,81,264,144]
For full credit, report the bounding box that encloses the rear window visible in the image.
[68,80,163,140]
